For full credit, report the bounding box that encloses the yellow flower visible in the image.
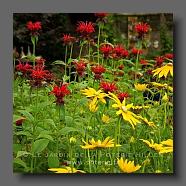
[140,139,173,154]
[151,82,173,92]
[159,139,173,154]
[134,84,147,91]
[89,99,98,112]
[129,136,135,143]
[48,166,85,173]
[140,139,163,152]
[69,137,76,144]
[152,63,173,78]
[108,92,141,129]
[162,93,169,102]
[81,87,107,104]
[81,137,121,150]
[102,114,110,123]
[155,170,162,173]
[117,157,141,173]
[138,116,156,128]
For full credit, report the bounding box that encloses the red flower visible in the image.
[118,71,124,77]
[131,48,143,55]
[76,21,95,38]
[113,45,129,59]
[50,84,71,105]
[35,57,46,67]
[31,66,48,80]
[164,53,173,60]
[16,62,32,75]
[91,65,106,80]
[100,44,113,59]
[26,21,41,35]
[95,13,108,18]
[140,59,149,66]
[16,117,26,126]
[74,60,87,77]
[135,22,150,37]
[117,92,130,102]
[118,64,124,70]
[100,81,117,93]
[62,34,76,45]
[146,69,153,75]
[155,56,164,67]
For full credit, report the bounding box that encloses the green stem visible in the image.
[79,41,84,59]
[65,45,68,77]
[87,149,92,173]
[164,103,167,129]
[97,23,101,64]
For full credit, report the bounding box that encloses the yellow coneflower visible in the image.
[134,83,148,92]
[140,139,173,154]
[117,157,141,173]
[151,82,173,92]
[108,92,141,129]
[102,114,110,123]
[81,87,107,104]
[81,137,121,150]
[89,99,98,112]
[138,116,156,128]
[48,166,85,173]
[152,63,173,78]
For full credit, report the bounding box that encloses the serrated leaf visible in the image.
[32,139,49,154]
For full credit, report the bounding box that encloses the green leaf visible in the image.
[37,133,54,141]
[13,144,22,154]
[31,36,35,46]
[43,119,57,129]
[52,60,66,65]
[18,110,34,122]
[15,131,32,137]
[48,153,60,168]
[67,58,73,64]
[32,139,49,154]
[59,127,84,136]
[14,158,28,169]
[16,151,32,158]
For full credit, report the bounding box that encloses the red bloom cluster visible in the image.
[118,64,124,70]
[146,69,153,76]
[16,62,32,75]
[26,21,41,35]
[140,59,149,66]
[117,92,130,102]
[95,13,108,18]
[35,57,46,67]
[112,45,129,59]
[155,56,164,67]
[91,65,106,80]
[100,44,113,59]
[50,84,71,105]
[74,60,87,77]
[135,22,150,38]
[76,21,95,38]
[131,48,143,56]
[100,81,117,93]
[164,53,173,60]
[62,34,76,45]
[30,65,53,87]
